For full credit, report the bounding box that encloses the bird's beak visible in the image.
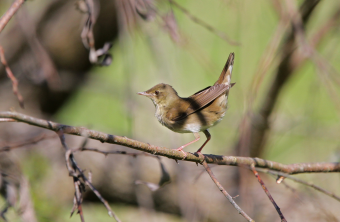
[137,91,151,97]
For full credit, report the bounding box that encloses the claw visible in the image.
[175,148,187,160]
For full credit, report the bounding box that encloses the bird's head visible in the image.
[138,83,179,107]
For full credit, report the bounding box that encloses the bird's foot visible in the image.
[175,147,187,160]
[194,151,205,165]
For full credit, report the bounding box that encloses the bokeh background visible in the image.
[0,0,340,221]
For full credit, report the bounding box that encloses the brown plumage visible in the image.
[138,52,235,156]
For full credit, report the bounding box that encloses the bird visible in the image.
[138,52,235,157]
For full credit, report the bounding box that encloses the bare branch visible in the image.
[77,147,158,158]
[255,168,340,202]
[79,0,113,66]
[0,46,24,108]
[0,0,26,34]
[58,131,121,222]
[0,133,56,152]
[250,164,287,222]
[80,169,121,221]
[0,111,339,175]
[201,157,254,222]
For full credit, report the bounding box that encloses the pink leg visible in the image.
[196,130,211,153]
[175,133,200,159]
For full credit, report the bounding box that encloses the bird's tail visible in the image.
[214,52,235,86]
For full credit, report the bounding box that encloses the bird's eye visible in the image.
[155,90,159,95]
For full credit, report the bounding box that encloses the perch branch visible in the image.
[0,0,26,34]
[0,111,339,175]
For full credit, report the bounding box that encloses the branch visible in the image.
[255,167,340,202]
[59,131,121,222]
[250,164,287,222]
[0,133,56,152]
[0,46,24,108]
[202,159,254,222]
[77,147,158,158]
[79,0,112,66]
[0,118,15,122]
[0,0,26,34]
[1,111,339,175]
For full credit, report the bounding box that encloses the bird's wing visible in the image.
[171,84,230,121]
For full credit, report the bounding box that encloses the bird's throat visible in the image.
[155,104,166,126]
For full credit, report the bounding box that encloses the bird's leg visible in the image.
[196,130,211,153]
[175,132,200,159]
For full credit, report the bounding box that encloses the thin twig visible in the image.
[250,164,287,222]
[201,157,254,222]
[169,0,239,45]
[74,179,85,222]
[80,0,112,66]
[0,46,24,108]
[60,133,86,222]
[1,111,340,174]
[0,133,56,152]
[58,131,121,222]
[79,168,121,222]
[77,147,158,158]
[255,167,340,202]
[0,0,26,34]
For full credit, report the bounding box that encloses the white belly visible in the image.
[180,123,203,133]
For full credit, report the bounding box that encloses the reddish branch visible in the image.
[0,46,24,108]
[0,111,339,175]
[202,159,254,222]
[251,164,287,222]
[77,147,158,158]
[255,167,340,202]
[0,0,26,34]
[0,133,56,152]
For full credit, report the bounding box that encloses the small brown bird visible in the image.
[138,52,235,156]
